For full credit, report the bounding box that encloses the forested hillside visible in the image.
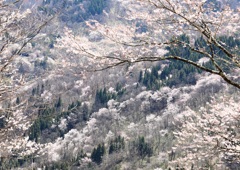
[0,0,239,170]
[38,0,109,22]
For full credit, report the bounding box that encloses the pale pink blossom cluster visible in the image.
[171,94,240,169]
[0,1,37,159]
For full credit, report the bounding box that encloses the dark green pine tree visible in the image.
[32,88,36,96]
[136,136,153,160]
[138,70,143,83]
[55,97,62,108]
[16,97,20,105]
[91,144,105,164]
[109,136,125,154]
[88,0,106,15]
[82,103,89,121]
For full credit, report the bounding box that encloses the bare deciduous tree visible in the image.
[58,0,240,89]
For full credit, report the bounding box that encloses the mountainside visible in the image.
[0,0,240,170]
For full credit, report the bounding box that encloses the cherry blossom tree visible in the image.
[58,0,240,89]
[0,0,51,104]
[0,0,53,159]
[171,94,240,169]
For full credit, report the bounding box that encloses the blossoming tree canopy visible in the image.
[0,0,53,158]
[58,0,240,88]
[172,95,240,168]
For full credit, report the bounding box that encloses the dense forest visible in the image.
[0,0,240,169]
[39,0,108,22]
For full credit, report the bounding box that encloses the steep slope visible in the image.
[0,0,239,169]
